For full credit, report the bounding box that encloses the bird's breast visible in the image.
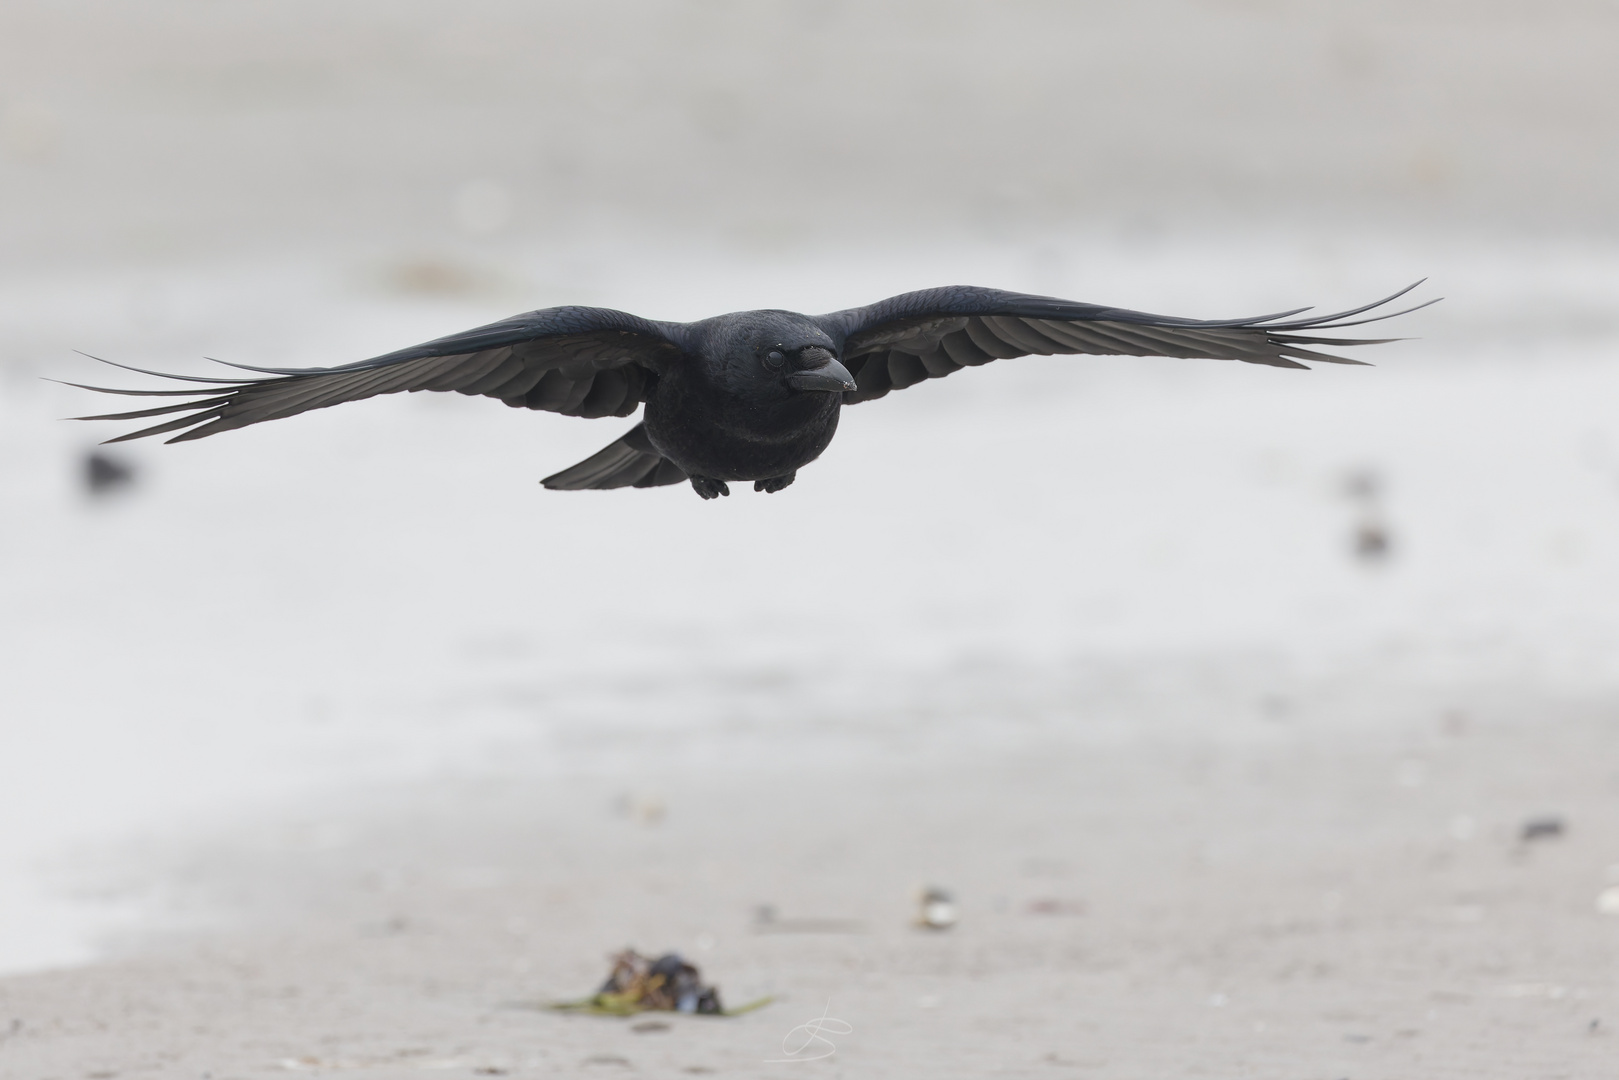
[642,373,840,481]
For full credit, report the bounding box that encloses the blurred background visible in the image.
[2,0,1619,993]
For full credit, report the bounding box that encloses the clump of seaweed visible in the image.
[553,950,770,1017]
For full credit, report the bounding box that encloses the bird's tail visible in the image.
[540,423,688,491]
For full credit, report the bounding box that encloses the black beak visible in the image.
[785,356,858,394]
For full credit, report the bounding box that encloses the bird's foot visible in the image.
[753,472,797,494]
[690,477,730,500]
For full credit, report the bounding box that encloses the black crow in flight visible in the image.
[70,283,1432,499]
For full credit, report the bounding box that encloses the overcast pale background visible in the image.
[3,0,1619,1010]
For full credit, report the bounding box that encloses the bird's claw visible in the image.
[690,477,730,500]
[753,472,796,494]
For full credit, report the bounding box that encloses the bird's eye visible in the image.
[764,349,786,370]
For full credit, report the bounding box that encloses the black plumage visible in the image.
[68,283,1433,499]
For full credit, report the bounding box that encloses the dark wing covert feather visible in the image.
[816,283,1435,404]
[71,307,688,443]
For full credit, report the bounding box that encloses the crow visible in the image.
[68,283,1432,499]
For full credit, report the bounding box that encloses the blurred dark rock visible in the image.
[1520,816,1566,843]
[1343,467,1392,563]
[83,450,136,497]
[1354,521,1391,561]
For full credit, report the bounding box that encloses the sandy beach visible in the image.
[8,276,1619,1074]
[4,671,1618,1078]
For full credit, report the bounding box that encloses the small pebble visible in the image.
[1354,521,1391,561]
[1025,898,1086,916]
[613,792,665,825]
[916,886,957,930]
[582,1054,632,1067]
[1596,886,1619,916]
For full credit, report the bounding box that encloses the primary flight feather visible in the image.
[70,283,1434,499]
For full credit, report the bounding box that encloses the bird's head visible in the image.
[744,318,856,394]
[761,341,858,394]
[698,311,859,399]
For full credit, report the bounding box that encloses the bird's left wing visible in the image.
[67,306,689,443]
[816,284,1434,405]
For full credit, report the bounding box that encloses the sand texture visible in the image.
[3,681,1618,1078]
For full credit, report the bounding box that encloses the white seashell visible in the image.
[915,886,958,930]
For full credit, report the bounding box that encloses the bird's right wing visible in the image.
[66,306,690,443]
[817,283,1435,405]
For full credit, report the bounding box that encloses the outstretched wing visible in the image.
[67,306,689,443]
[816,283,1435,405]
